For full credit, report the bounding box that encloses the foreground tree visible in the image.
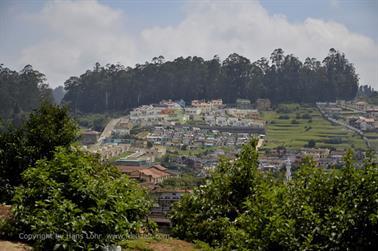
[12,147,154,250]
[170,140,261,246]
[171,142,378,250]
[0,102,78,202]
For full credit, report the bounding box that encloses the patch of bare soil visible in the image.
[149,239,197,251]
[0,240,32,251]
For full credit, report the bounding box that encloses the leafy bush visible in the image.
[170,141,260,246]
[171,141,378,250]
[302,113,311,119]
[12,147,154,250]
[75,113,111,132]
[291,119,300,124]
[306,139,316,148]
[0,102,78,203]
[304,126,312,132]
[325,136,343,144]
[161,174,205,189]
[226,154,378,250]
[278,115,290,119]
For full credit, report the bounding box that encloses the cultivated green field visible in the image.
[364,132,378,150]
[261,105,367,150]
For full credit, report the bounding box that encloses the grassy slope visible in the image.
[120,238,212,251]
[261,107,367,150]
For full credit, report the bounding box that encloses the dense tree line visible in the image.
[0,64,52,125]
[62,48,359,113]
[357,84,378,105]
[171,141,378,250]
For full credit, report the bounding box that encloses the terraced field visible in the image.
[261,106,367,150]
[364,132,378,150]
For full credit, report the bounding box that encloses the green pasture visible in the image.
[261,106,367,150]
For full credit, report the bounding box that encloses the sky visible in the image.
[0,0,377,89]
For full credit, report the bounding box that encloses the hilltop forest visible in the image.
[0,48,361,119]
[62,48,359,113]
[0,64,52,125]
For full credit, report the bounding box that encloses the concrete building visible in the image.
[256,98,271,111]
[80,130,100,145]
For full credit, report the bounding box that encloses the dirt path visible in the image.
[0,241,32,251]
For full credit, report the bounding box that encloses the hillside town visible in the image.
[80,98,378,181]
[78,98,377,228]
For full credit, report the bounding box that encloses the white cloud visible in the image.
[16,0,378,89]
[19,0,137,86]
[141,1,378,88]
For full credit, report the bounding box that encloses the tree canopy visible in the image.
[62,49,359,113]
[0,102,155,250]
[170,141,378,250]
[0,102,78,202]
[0,64,52,124]
[12,147,154,250]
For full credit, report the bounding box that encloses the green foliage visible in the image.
[0,217,17,240]
[75,113,112,132]
[170,140,260,246]
[302,113,312,119]
[0,64,53,122]
[325,136,343,144]
[291,119,299,124]
[278,115,290,119]
[306,139,316,148]
[161,174,205,189]
[276,104,300,113]
[0,102,78,202]
[12,147,154,250]
[171,141,378,250]
[62,49,359,113]
[227,155,378,250]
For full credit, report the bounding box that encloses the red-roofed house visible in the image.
[117,164,172,184]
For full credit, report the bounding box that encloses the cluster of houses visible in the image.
[349,116,378,132]
[204,108,264,128]
[317,100,378,132]
[128,98,266,129]
[337,100,378,113]
[165,148,236,176]
[149,188,189,230]
[89,143,129,160]
[259,147,347,171]
[146,126,257,149]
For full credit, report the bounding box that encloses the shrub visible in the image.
[171,142,378,250]
[325,137,343,144]
[305,126,312,132]
[302,113,311,119]
[226,155,378,250]
[306,139,316,148]
[0,102,78,203]
[291,119,300,124]
[170,140,260,246]
[278,115,290,119]
[12,147,154,250]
